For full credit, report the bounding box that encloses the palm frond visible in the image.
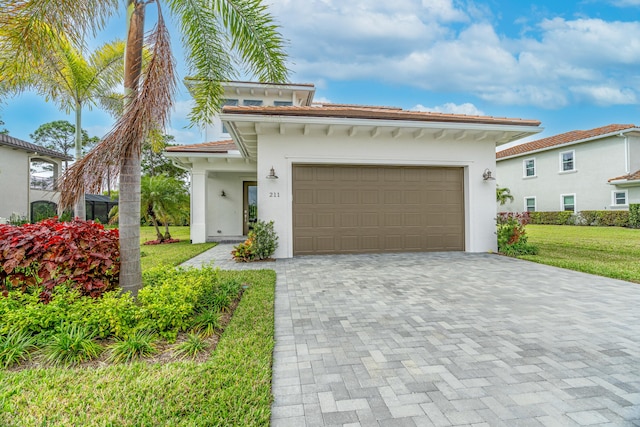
[59,7,176,209]
[214,0,289,82]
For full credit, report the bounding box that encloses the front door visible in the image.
[243,181,257,235]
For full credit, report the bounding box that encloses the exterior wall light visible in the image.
[482,168,496,181]
[220,190,227,197]
[266,166,278,179]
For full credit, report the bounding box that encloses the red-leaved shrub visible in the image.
[0,218,120,302]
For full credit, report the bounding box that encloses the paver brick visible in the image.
[186,246,640,426]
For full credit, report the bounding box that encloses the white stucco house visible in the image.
[165,81,542,258]
[496,124,640,213]
[0,133,72,223]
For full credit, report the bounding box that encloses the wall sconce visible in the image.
[266,166,278,179]
[482,168,496,181]
[220,190,227,197]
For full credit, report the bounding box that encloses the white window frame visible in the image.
[523,158,536,178]
[561,193,576,213]
[612,190,628,207]
[559,150,576,173]
[524,196,536,212]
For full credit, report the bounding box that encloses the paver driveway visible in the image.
[269,252,640,426]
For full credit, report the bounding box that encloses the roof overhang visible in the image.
[497,128,640,161]
[608,179,640,188]
[221,113,543,160]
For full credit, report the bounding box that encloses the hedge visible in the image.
[520,206,640,227]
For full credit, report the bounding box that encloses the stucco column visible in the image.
[191,170,208,243]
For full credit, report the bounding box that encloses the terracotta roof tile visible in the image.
[0,133,72,160]
[609,169,640,182]
[497,124,637,159]
[222,105,541,127]
[165,140,238,153]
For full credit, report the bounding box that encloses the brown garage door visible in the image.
[292,164,464,255]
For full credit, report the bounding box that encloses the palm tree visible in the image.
[497,186,515,206]
[0,29,125,220]
[1,0,288,297]
[141,175,189,242]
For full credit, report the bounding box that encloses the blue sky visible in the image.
[3,0,640,147]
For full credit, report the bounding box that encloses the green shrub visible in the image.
[496,212,538,256]
[173,333,209,359]
[630,204,640,228]
[191,310,223,337]
[41,325,102,366]
[107,330,157,363]
[0,330,37,368]
[232,220,278,262]
[529,211,576,225]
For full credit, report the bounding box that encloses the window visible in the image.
[30,159,57,190]
[613,190,628,206]
[562,194,576,212]
[560,150,575,172]
[243,99,263,106]
[525,197,536,212]
[274,101,293,106]
[523,158,536,177]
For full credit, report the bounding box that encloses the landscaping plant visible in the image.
[173,333,209,359]
[496,212,538,256]
[232,220,278,262]
[0,218,120,302]
[41,324,103,366]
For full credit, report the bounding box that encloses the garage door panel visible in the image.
[293,165,464,255]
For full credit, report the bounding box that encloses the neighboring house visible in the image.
[0,133,72,223]
[496,124,640,214]
[165,81,541,258]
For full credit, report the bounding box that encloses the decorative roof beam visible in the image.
[349,126,357,137]
[413,129,425,139]
[434,130,446,140]
[279,123,285,135]
[371,127,380,138]
[476,131,489,141]
[455,130,467,141]
[392,128,402,139]
[326,125,334,136]
[255,123,262,134]
[303,124,310,135]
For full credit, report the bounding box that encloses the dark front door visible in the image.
[243,181,257,235]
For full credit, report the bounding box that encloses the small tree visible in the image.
[142,134,188,181]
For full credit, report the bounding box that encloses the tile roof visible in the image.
[609,169,640,182]
[222,105,541,127]
[165,140,238,153]
[497,124,638,159]
[0,133,72,160]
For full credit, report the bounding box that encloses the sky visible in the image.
[3,0,640,148]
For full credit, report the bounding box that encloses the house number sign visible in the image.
[269,192,280,198]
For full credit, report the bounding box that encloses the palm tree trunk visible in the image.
[163,222,171,240]
[73,102,86,220]
[119,0,145,297]
[147,206,164,241]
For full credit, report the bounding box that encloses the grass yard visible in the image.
[139,226,217,270]
[520,225,640,283]
[0,270,276,426]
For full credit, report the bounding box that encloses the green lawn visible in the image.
[139,226,217,270]
[520,225,640,283]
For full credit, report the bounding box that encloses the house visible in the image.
[165,81,542,258]
[0,133,72,223]
[496,124,640,214]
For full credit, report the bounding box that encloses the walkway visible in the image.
[188,245,640,426]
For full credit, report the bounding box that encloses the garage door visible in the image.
[292,164,465,255]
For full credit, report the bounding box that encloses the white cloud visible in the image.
[412,102,484,115]
[266,1,640,109]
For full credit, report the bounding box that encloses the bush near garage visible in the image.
[496,212,538,256]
